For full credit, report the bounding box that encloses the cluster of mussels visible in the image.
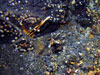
[0,0,99,52]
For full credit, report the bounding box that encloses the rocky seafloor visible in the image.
[0,0,100,75]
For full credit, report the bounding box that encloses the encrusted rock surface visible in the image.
[0,0,100,75]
